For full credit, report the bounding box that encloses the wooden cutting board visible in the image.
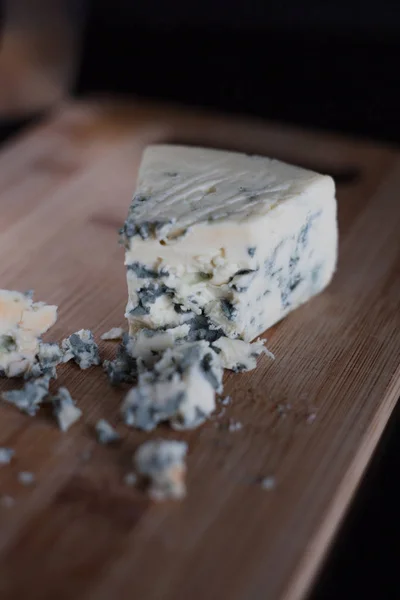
[0,100,399,600]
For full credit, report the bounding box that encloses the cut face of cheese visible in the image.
[0,290,58,377]
[123,145,337,342]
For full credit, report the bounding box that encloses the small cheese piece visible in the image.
[125,324,190,368]
[103,334,137,385]
[121,340,222,431]
[27,342,63,379]
[95,419,120,444]
[18,471,35,485]
[62,329,100,369]
[104,324,209,387]
[212,337,273,372]
[2,375,50,416]
[122,145,337,341]
[134,439,187,501]
[0,290,57,377]
[0,448,14,465]
[100,327,125,341]
[52,387,82,432]
[260,476,276,490]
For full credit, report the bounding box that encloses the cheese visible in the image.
[103,334,137,385]
[95,419,120,444]
[52,387,82,432]
[62,329,100,370]
[100,327,125,341]
[2,375,50,416]
[18,471,35,485]
[122,145,337,342]
[125,324,190,367]
[134,439,188,501]
[212,337,273,372]
[28,342,63,379]
[0,290,57,377]
[121,340,222,431]
[103,325,191,385]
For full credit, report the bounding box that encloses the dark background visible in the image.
[76,0,400,144]
[2,0,400,597]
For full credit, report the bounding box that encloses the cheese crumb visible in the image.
[62,329,100,369]
[134,439,187,501]
[2,376,50,416]
[260,476,276,490]
[228,419,243,432]
[122,341,222,431]
[28,342,63,379]
[18,471,35,485]
[95,419,120,444]
[306,412,317,424]
[221,396,231,406]
[103,334,137,385]
[101,327,125,341]
[52,387,82,432]
[0,448,14,465]
[212,337,273,372]
[0,289,57,377]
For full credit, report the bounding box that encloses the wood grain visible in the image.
[0,100,399,600]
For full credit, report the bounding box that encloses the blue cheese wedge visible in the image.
[134,439,187,501]
[122,145,337,341]
[121,340,222,431]
[0,290,57,377]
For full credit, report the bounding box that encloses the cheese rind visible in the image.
[123,145,337,341]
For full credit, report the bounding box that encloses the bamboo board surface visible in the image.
[0,100,399,600]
